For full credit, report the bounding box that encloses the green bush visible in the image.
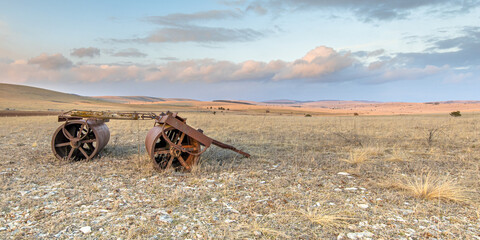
[450,111,461,117]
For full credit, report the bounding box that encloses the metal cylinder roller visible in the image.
[51,119,110,161]
[145,126,201,171]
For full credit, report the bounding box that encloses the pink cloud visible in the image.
[0,46,450,85]
[28,53,72,70]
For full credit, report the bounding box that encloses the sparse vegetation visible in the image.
[1,112,479,239]
[394,172,470,202]
[450,111,462,117]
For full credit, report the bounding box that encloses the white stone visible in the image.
[338,172,350,176]
[211,198,217,202]
[358,221,368,227]
[344,187,358,191]
[157,214,173,223]
[80,226,92,234]
[358,204,369,209]
[347,231,374,239]
[334,188,343,192]
[224,219,236,223]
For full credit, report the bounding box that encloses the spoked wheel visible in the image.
[145,126,202,171]
[51,120,110,161]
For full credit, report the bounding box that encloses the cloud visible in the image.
[110,9,264,43]
[160,57,179,61]
[251,0,479,22]
[145,10,242,27]
[379,65,447,82]
[396,27,480,68]
[272,46,355,81]
[138,26,263,43]
[71,47,100,58]
[0,46,461,85]
[112,48,147,58]
[246,3,268,15]
[28,53,73,70]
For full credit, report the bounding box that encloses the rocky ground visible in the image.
[1,113,479,239]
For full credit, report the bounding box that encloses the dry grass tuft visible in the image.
[394,172,471,203]
[340,147,379,165]
[294,208,354,229]
[241,222,290,239]
[385,148,410,162]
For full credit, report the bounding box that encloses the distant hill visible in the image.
[96,96,199,104]
[2,83,480,115]
[0,83,113,111]
[263,99,314,104]
[95,96,166,104]
[213,100,256,105]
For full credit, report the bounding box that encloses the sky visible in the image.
[0,0,479,102]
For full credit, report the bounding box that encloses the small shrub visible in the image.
[426,128,440,147]
[450,111,461,117]
[265,110,270,113]
[305,114,312,117]
[353,113,359,116]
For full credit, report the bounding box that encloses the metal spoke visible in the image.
[55,142,71,147]
[166,155,175,169]
[177,155,190,171]
[155,149,170,155]
[178,132,186,144]
[78,147,90,159]
[80,139,96,144]
[62,126,74,140]
[67,148,75,160]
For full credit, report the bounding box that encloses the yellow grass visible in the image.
[294,209,354,229]
[395,172,471,202]
[340,147,381,165]
[1,110,479,238]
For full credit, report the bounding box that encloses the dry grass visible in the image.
[340,147,381,165]
[1,112,480,239]
[294,208,354,229]
[394,172,471,203]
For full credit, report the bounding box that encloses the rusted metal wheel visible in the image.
[51,119,110,161]
[145,126,201,171]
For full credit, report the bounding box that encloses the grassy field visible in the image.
[1,112,479,239]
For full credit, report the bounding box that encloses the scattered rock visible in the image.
[80,226,91,234]
[358,204,369,209]
[157,214,173,223]
[344,187,358,191]
[346,231,374,239]
[338,172,350,176]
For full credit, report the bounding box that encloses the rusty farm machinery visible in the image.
[51,110,250,171]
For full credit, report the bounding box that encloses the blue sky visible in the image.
[0,0,479,101]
